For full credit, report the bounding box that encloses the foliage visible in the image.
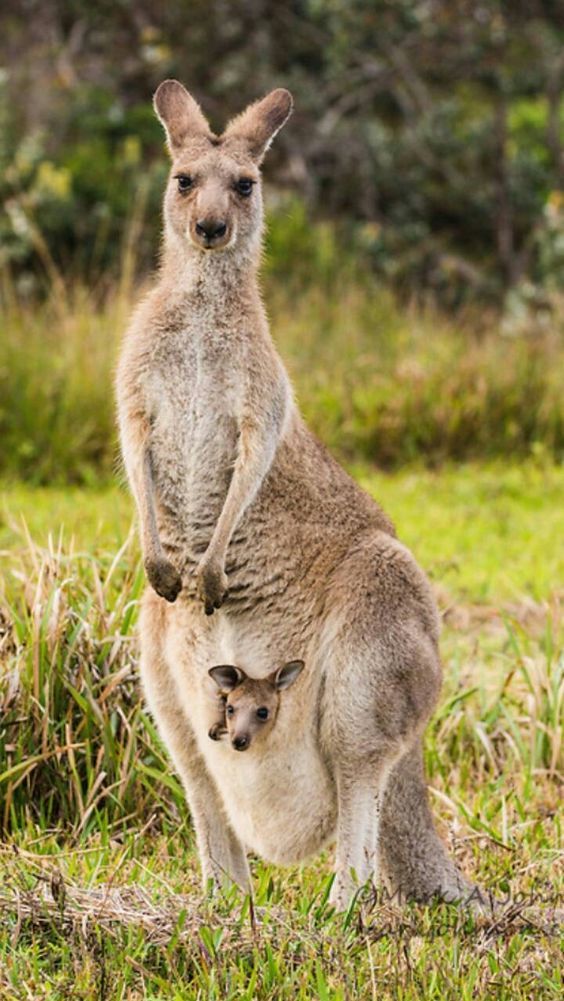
[0,75,166,283]
[0,1,563,300]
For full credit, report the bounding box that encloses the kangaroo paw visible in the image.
[145,557,182,603]
[197,557,228,615]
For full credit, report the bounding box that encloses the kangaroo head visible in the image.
[208,660,304,752]
[153,80,293,257]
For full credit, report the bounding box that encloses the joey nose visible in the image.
[195,219,227,240]
[232,735,249,751]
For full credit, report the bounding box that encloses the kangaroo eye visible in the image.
[256,707,269,720]
[175,174,193,192]
[226,705,235,716]
[235,178,254,197]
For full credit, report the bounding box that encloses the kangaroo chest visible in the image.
[145,325,244,557]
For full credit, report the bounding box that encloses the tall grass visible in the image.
[0,531,185,835]
[1,527,561,837]
[1,259,563,484]
[0,284,122,484]
[271,284,564,466]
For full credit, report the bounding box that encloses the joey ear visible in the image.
[153,79,212,153]
[223,88,293,162]
[273,660,304,691]
[208,665,245,692]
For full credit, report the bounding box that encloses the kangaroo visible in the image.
[116,79,480,910]
[207,661,304,750]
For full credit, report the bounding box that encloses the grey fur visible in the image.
[116,80,480,910]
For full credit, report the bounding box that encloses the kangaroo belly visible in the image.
[162,609,337,863]
[200,729,337,863]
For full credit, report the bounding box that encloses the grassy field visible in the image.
[0,464,562,999]
[1,277,563,484]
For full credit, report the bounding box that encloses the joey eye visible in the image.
[256,707,269,720]
[226,705,235,716]
[175,174,193,193]
[235,178,254,197]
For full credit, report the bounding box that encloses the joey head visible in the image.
[207,661,304,751]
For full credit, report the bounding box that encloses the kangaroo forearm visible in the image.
[122,425,182,602]
[125,439,163,564]
[207,468,259,559]
[206,429,277,561]
[195,420,280,615]
[140,448,165,562]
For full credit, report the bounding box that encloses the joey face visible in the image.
[208,660,304,752]
[153,80,292,258]
[224,681,280,751]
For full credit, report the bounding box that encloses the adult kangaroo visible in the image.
[117,80,477,910]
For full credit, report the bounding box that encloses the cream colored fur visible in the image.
[116,80,479,910]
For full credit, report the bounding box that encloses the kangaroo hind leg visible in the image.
[329,758,396,910]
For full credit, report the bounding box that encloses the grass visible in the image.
[3,460,564,603]
[0,466,562,999]
[1,272,564,484]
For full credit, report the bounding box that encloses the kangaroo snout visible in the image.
[232,734,250,751]
[195,217,228,246]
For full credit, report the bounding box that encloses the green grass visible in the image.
[1,276,564,484]
[3,460,564,603]
[0,466,562,998]
[358,460,564,603]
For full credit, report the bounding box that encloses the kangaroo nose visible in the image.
[195,219,227,240]
[232,735,249,751]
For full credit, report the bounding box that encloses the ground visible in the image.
[0,462,562,1000]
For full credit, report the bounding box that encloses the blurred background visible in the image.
[1,0,563,481]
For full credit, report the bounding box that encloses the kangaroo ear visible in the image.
[223,88,293,162]
[153,79,212,153]
[208,665,245,692]
[273,660,304,691]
